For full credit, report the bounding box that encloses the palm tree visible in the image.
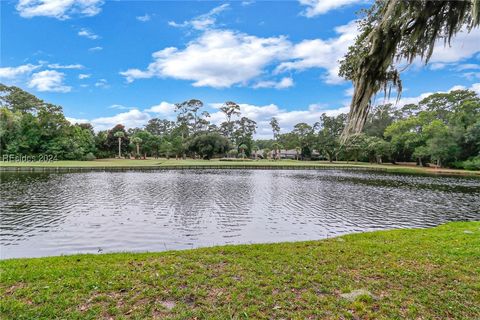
[252,144,259,160]
[272,142,282,161]
[131,137,142,158]
[295,146,301,161]
[238,144,248,159]
[263,148,271,160]
[113,131,125,158]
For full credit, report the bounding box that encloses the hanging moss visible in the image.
[340,0,480,141]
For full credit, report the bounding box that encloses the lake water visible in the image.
[1,169,479,259]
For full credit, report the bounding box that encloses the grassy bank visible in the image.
[1,222,479,319]
[1,158,479,176]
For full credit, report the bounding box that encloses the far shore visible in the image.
[0,158,479,176]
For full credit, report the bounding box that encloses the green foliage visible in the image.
[187,133,229,160]
[1,84,478,170]
[84,152,96,161]
[456,157,480,170]
[339,0,480,137]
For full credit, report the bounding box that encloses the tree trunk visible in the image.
[136,143,140,156]
[118,138,121,158]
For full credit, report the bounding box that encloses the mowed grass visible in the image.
[1,158,479,176]
[1,222,479,319]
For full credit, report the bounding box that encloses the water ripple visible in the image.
[1,169,479,258]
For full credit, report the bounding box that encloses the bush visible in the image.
[187,133,230,160]
[84,152,96,161]
[461,158,480,170]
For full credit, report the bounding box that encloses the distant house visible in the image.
[254,149,323,160]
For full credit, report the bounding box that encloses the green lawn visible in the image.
[1,222,479,319]
[1,158,479,176]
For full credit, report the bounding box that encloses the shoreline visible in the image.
[1,222,479,318]
[1,159,479,176]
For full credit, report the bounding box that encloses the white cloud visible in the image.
[462,72,480,80]
[120,29,291,88]
[88,46,103,52]
[455,64,480,71]
[382,83,480,107]
[241,1,255,6]
[66,116,89,124]
[90,109,151,131]
[299,0,365,17]
[136,14,151,22]
[64,100,350,137]
[275,21,358,84]
[168,3,229,31]
[145,101,176,114]
[429,28,480,64]
[78,73,91,79]
[16,0,103,19]
[429,62,449,70]
[94,79,109,88]
[0,64,39,79]
[207,102,348,139]
[108,104,131,110]
[344,87,354,97]
[253,77,294,89]
[28,70,71,92]
[78,28,99,40]
[470,83,480,95]
[48,63,84,69]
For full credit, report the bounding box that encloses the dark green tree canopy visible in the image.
[340,0,480,139]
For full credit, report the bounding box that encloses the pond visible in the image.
[1,169,479,259]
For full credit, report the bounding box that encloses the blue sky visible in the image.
[1,0,480,138]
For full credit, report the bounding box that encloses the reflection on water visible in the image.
[1,169,479,258]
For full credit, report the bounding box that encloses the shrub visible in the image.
[84,152,96,161]
[461,157,480,170]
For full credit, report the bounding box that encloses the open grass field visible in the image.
[1,158,479,176]
[1,222,479,319]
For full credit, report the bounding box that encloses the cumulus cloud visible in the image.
[275,21,359,84]
[89,109,151,131]
[168,3,229,30]
[66,116,89,124]
[0,64,39,79]
[145,101,176,114]
[429,28,480,64]
[78,73,91,79]
[253,77,294,89]
[470,83,480,95]
[121,18,358,88]
[16,0,104,19]
[64,100,349,137]
[299,0,365,17]
[120,29,291,88]
[78,28,99,40]
[28,70,71,92]
[382,83,480,107]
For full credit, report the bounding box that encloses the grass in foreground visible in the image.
[1,222,479,319]
[1,158,478,176]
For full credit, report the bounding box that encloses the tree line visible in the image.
[1,84,479,169]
